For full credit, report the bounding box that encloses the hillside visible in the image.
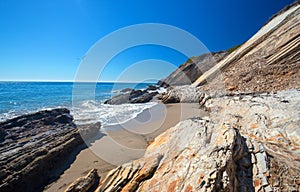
[193,1,300,93]
[158,51,229,87]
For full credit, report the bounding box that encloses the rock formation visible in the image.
[104,88,159,105]
[0,108,100,192]
[90,89,300,192]
[2,1,298,192]
[159,85,206,104]
[64,169,100,192]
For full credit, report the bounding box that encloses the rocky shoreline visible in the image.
[0,1,299,192]
[63,2,300,191]
[0,108,100,192]
[104,85,160,105]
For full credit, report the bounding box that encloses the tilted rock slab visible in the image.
[193,2,300,93]
[0,108,100,192]
[64,169,100,192]
[104,89,158,105]
[93,89,299,191]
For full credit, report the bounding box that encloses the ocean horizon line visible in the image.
[0,80,158,84]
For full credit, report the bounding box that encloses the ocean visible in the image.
[0,81,157,125]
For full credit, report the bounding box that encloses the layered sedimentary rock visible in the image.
[159,85,207,104]
[93,89,300,192]
[193,2,300,93]
[0,109,100,192]
[158,51,228,87]
[204,89,300,191]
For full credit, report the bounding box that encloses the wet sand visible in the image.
[44,103,206,192]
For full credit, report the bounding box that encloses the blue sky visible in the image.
[0,0,294,82]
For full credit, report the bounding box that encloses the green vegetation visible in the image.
[227,44,242,53]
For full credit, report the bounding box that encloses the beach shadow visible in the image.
[212,135,255,191]
[83,131,108,148]
[42,131,106,191]
[235,136,255,192]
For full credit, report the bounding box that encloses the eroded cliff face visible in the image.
[90,89,299,192]
[158,51,228,87]
[193,2,300,93]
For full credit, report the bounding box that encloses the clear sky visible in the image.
[0,0,295,82]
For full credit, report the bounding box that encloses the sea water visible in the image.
[0,81,157,125]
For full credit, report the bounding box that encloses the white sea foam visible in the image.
[0,101,157,127]
[0,106,67,122]
[0,110,19,122]
[71,100,157,126]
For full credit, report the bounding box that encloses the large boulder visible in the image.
[159,85,204,103]
[104,89,158,105]
[104,93,132,105]
[130,92,159,103]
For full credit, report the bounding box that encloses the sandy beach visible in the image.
[44,102,206,192]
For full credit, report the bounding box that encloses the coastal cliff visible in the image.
[158,51,229,87]
[68,2,300,192]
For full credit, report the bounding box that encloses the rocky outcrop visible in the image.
[145,85,159,91]
[159,85,207,104]
[203,89,300,191]
[104,88,159,105]
[91,89,300,192]
[0,127,6,142]
[78,122,102,141]
[64,169,100,192]
[104,89,145,104]
[0,108,100,192]
[193,2,300,93]
[120,88,134,93]
[95,155,163,192]
[158,51,229,87]
[130,92,158,103]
